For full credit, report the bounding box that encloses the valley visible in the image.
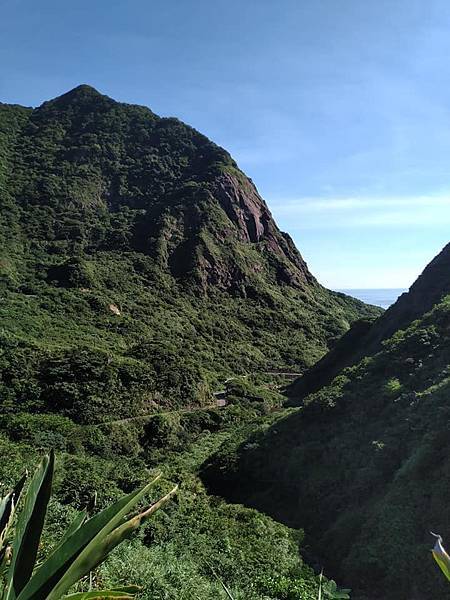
[1,86,448,600]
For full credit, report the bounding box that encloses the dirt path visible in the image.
[92,369,298,428]
[90,403,218,428]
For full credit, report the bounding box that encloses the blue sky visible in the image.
[1,0,449,288]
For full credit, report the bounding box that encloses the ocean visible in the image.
[337,288,407,310]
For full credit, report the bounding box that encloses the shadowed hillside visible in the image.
[202,244,450,599]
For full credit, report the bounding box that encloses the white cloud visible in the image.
[320,264,421,290]
[269,193,450,228]
[272,194,450,212]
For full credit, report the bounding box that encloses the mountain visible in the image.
[202,244,450,599]
[0,84,382,599]
[0,85,378,424]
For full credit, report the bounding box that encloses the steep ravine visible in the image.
[202,243,450,599]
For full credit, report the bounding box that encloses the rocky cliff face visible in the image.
[212,172,315,287]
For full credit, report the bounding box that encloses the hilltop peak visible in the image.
[39,84,112,110]
[60,84,104,98]
[360,240,450,351]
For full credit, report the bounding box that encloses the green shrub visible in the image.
[384,377,403,398]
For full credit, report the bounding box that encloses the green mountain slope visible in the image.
[289,242,450,402]
[0,85,378,423]
[202,244,450,599]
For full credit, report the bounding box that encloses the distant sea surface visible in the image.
[337,288,408,310]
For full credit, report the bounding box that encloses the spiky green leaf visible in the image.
[17,474,165,600]
[44,484,178,600]
[5,452,54,599]
[0,474,27,556]
[55,511,88,550]
[432,533,450,582]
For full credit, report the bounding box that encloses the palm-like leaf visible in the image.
[431,532,450,582]
[5,451,54,599]
[62,585,140,599]
[42,482,178,600]
[0,474,27,558]
[0,474,27,577]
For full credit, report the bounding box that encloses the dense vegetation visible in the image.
[203,276,450,599]
[0,390,332,599]
[0,85,378,422]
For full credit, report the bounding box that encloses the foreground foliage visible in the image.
[0,452,176,600]
[0,394,331,599]
[431,533,450,583]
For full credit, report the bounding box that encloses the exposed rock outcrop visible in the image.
[211,172,316,289]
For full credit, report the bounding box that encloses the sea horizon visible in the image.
[336,288,407,309]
